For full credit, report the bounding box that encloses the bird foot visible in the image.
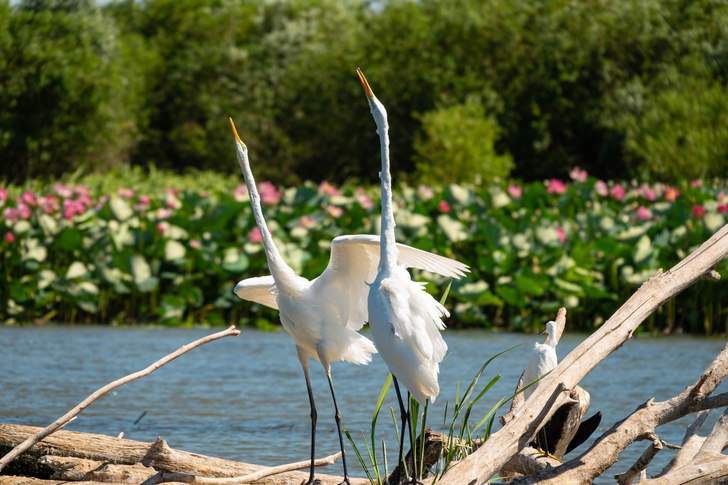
[530,448,562,462]
[303,478,322,485]
[336,479,350,485]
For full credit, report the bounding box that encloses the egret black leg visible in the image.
[316,342,350,485]
[392,377,409,484]
[297,347,318,485]
[325,371,350,485]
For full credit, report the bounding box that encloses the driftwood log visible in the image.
[435,223,728,484]
[0,423,361,485]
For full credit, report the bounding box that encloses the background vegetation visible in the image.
[1,0,728,185]
[2,172,727,334]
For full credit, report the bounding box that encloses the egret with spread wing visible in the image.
[229,119,468,485]
[358,68,458,484]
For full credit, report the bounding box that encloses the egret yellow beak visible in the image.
[357,68,375,100]
[229,118,246,149]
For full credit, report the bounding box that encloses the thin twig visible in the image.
[0,325,241,472]
[142,452,342,484]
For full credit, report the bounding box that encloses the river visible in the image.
[1,325,726,483]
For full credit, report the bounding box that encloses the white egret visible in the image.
[522,321,601,459]
[523,320,558,401]
[358,68,457,484]
[229,119,468,485]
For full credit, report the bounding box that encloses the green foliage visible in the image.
[415,100,513,185]
[2,0,728,184]
[0,0,144,180]
[2,172,727,334]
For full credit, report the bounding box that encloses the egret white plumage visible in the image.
[523,320,558,401]
[229,119,468,485]
[358,68,461,483]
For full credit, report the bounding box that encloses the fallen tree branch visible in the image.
[509,341,728,484]
[143,452,342,484]
[437,223,728,485]
[614,434,662,485]
[0,326,240,473]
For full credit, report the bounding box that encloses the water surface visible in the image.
[1,326,725,483]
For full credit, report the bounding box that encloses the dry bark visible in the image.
[437,223,728,485]
[0,423,364,485]
[38,455,157,483]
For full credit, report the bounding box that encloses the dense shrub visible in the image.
[1,0,727,184]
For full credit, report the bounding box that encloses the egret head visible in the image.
[357,68,388,128]
[229,117,247,156]
[539,320,559,346]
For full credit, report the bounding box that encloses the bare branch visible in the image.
[696,407,728,458]
[614,434,662,485]
[143,452,342,484]
[438,223,728,485]
[0,326,241,473]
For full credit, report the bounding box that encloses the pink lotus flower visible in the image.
[298,216,317,228]
[690,180,703,188]
[165,188,180,197]
[189,239,202,249]
[355,188,374,210]
[259,182,282,205]
[636,206,651,221]
[247,226,271,243]
[137,194,151,207]
[595,180,608,196]
[39,195,59,214]
[718,204,728,214]
[2,207,18,222]
[639,183,657,201]
[20,191,36,206]
[156,222,169,235]
[117,187,135,198]
[665,186,680,202]
[569,167,588,183]
[155,208,171,220]
[718,190,727,204]
[165,198,180,210]
[556,226,566,244]
[16,202,32,219]
[0,187,7,206]
[417,184,435,200]
[609,184,625,201]
[95,195,109,211]
[54,182,73,198]
[438,200,451,213]
[546,179,567,194]
[4,232,15,243]
[62,199,86,220]
[318,181,341,197]
[327,205,344,218]
[73,185,90,198]
[693,205,705,220]
[507,185,522,199]
[233,185,249,202]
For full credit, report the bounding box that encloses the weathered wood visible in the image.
[437,223,728,485]
[0,477,130,485]
[509,343,728,484]
[0,423,365,485]
[38,455,157,483]
[0,326,241,474]
[635,453,728,485]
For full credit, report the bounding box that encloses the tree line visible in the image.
[1,0,727,186]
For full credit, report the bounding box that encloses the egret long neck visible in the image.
[236,146,296,285]
[377,117,399,272]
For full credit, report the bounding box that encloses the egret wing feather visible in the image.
[234,276,278,310]
[318,234,466,329]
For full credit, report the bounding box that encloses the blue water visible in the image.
[1,325,725,482]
